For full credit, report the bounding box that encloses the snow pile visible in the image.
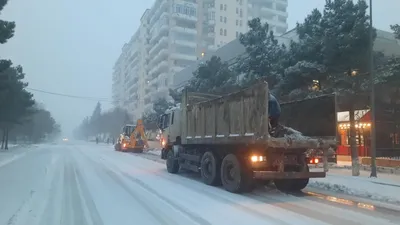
[309,168,400,205]
[146,148,162,156]
[283,126,303,137]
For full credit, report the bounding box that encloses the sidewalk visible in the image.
[0,144,33,168]
[309,167,400,205]
[313,160,400,175]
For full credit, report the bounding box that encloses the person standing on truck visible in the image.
[268,93,281,134]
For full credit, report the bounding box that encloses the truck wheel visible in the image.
[274,165,309,192]
[221,154,254,193]
[166,150,179,174]
[115,143,121,151]
[161,148,167,159]
[200,151,221,186]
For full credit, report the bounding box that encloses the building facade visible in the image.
[112,0,289,119]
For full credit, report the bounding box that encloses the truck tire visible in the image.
[221,154,254,193]
[200,151,221,186]
[166,150,179,174]
[115,143,121,151]
[274,165,309,192]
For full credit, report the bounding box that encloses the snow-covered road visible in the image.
[0,143,399,225]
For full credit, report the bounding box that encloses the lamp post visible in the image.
[369,0,377,178]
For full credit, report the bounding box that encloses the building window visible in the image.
[220,16,223,22]
[224,17,227,23]
[240,20,242,26]
[224,4,227,11]
[236,31,239,37]
[220,4,223,10]
[174,4,196,17]
[236,8,238,14]
[224,29,227,36]
[236,20,238,25]
[240,9,242,17]
[220,28,223,35]
[239,0,242,5]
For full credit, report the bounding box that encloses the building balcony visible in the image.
[260,6,288,17]
[149,36,168,57]
[172,39,197,48]
[148,49,168,69]
[149,23,169,45]
[149,61,169,79]
[171,26,197,35]
[207,32,215,38]
[170,66,184,73]
[170,52,197,61]
[149,2,168,26]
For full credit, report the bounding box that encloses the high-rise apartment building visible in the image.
[112,0,288,119]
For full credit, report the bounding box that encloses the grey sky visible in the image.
[0,0,398,136]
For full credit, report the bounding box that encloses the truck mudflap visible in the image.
[253,171,326,180]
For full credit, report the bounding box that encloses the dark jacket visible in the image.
[268,93,281,119]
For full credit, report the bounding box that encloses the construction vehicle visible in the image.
[157,82,335,193]
[115,119,149,153]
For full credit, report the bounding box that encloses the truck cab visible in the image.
[158,108,181,158]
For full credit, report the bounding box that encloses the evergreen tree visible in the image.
[0,0,15,44]
[235,18,288,88]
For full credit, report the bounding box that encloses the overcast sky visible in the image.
[0,0,398,136]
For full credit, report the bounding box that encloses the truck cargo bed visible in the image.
[181,82,330,149]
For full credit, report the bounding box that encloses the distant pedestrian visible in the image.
[96,137,99,144]
[107,138,110,144]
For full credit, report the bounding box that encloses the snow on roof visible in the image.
[165,103,181,113]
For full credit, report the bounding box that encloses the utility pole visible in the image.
[369,0,377,178]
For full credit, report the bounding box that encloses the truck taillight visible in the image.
[309,158,319,164]
[161,139,166,147]
[251,155,266,162]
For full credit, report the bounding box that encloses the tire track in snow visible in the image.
[60,156,89,225]
[5,150,60,225]
[115,151,398,225]
[96,152,296,225]
[78,149,208,225]
[37,156,64,225]
[71,154,105,225]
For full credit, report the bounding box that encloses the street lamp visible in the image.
[369,0,377,178]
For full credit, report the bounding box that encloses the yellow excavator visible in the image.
[115,119,149,153]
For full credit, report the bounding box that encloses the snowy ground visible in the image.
[308,168,400,205]
[1,142,400,225]
[145,141,400,207]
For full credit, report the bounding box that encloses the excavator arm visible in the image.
[129,119,149,148]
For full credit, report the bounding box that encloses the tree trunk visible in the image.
[349,106,360,176]
[4,128,9,150]
[1,129,5,149]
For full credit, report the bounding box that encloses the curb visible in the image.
[312,164,400,175]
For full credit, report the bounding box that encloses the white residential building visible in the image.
[202,0,288,50]
[112,0,289,120]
